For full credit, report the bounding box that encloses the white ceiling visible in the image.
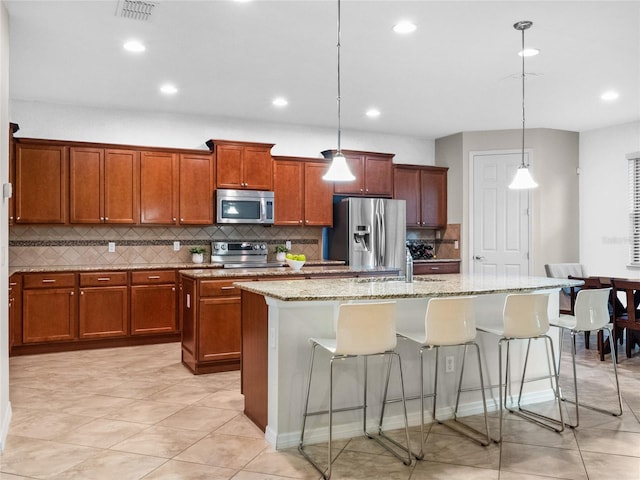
[5,0,640,140]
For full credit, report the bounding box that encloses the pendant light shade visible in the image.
[508,20,538,190]
[509,165,538,189]
[322,152,355,181]
[323,0,355,182]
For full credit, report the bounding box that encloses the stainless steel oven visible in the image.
[216,189,274,224]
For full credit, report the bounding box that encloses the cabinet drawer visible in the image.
[200,278,249,297]
[23,273,76,289]
[79,272,128,287]
[131,270,176,285]
[414,262,460,274]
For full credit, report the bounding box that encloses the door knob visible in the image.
[474,255,485,260]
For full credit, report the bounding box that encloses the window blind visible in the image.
[629,152,640,266]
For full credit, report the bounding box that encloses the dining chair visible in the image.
[610,278,640,359]
[567,275,602,352]
[544,263,586,315]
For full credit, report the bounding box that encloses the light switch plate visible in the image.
[108,242,116,253]
[285,241,291,250]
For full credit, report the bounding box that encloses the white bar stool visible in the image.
[384,296,490,460]
[298,301,412,480]
[550,287,623,427]
[477,292,564,442]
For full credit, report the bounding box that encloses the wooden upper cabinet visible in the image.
[140,151,178,224]
[15,141,68,224]
[273,159,304,225]
[322,150,393,197]
[208,139,274,190]
[70,147,139,224]
[178,153,214,224]
[393,165,448,228]
[420,167,447,228]
[273,157,333,227]
[392,167,421,227]
[8,123,19,225]
[304,161,333,226]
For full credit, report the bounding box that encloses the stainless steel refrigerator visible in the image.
[328,197,406,273]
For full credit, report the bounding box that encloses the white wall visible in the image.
[0,0,11,452]
[10,100,435,166]
[436,128,579,276]
[579,121,640,277]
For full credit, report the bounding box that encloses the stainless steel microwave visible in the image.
[216,189,275,224]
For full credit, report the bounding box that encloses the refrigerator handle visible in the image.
[378,200,385,265]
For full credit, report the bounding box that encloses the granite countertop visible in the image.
[9,260,346,276]
[178,265,399,279]
[233,274,583,301]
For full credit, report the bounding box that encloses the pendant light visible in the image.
[509,20,538,190]
[323,0,355,182]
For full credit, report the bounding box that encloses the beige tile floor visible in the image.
[2,335,640,480]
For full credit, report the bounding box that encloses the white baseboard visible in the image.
[270,389,557,449]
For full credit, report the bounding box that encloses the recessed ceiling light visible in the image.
[272,97,288,107]
[518,48,540,57]
[123,40,145,53]
[601,90,620,101]
[393,21,416,34]
[160,84,178,95]
[366,108,381,118]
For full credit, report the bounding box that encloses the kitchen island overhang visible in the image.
[236,274,583,449]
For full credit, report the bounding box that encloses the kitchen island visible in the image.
[234,274,582,449]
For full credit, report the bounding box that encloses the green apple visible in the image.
[285,253,294,260]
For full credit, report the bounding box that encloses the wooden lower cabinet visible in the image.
[79,286,128,339]
[131,270,178,335]
[23,288,77,344]
[181,276,249,374]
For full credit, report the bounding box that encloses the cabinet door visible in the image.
[23,288,76,343]
[8,124,18,224]
[198,297,241,362]
[243,147,273,190]
[70,147,104,223]
[131,284,178,335]
[140,151,178,224]
[420,169,447,228]
[333,155,365,195]
[304,162,333,226]
[9,274,22,351]
[273,160,304,225]
[364,155,393,196]
[15,143,67,224]
[216,144,244,188]
[393,167,421,227]
[179,153,214,224]
[104,149,139,224]
[79,286,128,338]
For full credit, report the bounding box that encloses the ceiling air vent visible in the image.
[115,0,157,21]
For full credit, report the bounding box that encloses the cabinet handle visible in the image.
[70,291,74,296]
[430,267,440,271]
[80,291,84,295]
[299,219,303,224]
[97,277,111,281]
[9,282,17,287]
[172,287,176,292]
[100,217,104,221]
[41,279,56,283]
[180,218,184,222]
[148,275,161,279]
[16,216,20,220]
[173,218,177,222]
[221,286,236,290]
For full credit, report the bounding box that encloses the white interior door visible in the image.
[471,151,531,277]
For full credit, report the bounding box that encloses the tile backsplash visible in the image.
[9,225,323,267]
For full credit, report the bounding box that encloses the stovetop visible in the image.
[406,241,435,260]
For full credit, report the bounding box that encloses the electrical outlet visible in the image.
[285,240,291,250]
[108,242,116,253]
[454,240,459,250]
[445,355,455,373]
[173,241,180,251]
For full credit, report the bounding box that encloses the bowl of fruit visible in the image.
[285,253,306,271]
